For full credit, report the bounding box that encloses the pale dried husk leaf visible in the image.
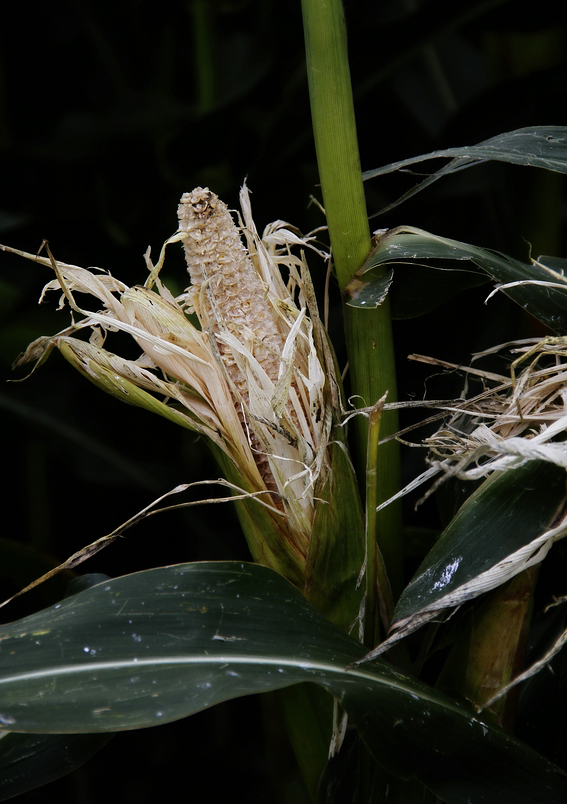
[5,185,338,581]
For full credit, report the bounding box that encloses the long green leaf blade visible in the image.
[386,462,567,647]
[349,226,567,333]
[0,562,566,803]
[363,126,567,213]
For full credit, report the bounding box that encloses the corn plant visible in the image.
[2,2,567,803]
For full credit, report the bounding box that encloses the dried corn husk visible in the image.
[4,186,365,612]
[419,339,567,483]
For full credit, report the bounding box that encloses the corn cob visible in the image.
[178,188,291,502]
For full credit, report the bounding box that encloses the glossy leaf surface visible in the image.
[363,126,567,213]
[349,226,567,332]
[386,461,567,647]
[0,562,566,803]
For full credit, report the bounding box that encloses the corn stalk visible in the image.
[300,0,402,602]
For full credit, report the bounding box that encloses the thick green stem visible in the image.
[301,0,402,596]
[364,400,395,648]
[301,0,369,289]
[344,303,402,595]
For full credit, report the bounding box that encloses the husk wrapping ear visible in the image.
[6,186,365,614]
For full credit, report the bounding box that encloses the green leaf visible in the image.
[346,270,393,310]
[305,437,365,633]
[211,445,305,588]
[390,264,488,319]
[277,684,333,801]
[0,732,113,802]
[348,262,487,318]
[0,572,117,801]
[0,562,566,803]
[349,226,567,332]
[363,126,567,213]
[383,461,567,650]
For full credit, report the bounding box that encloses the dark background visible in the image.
[1,1,566,801]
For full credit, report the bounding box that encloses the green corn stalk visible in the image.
[296,1,404,797]
[300,0,403,601]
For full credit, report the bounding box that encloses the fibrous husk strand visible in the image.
[398,343,567,503]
